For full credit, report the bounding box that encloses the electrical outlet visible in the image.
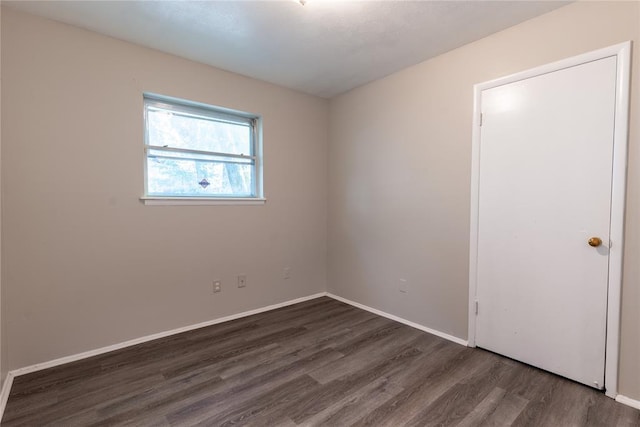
[283,267,291,279]
[213,280,221,293]
[238,275,247,288]
[399,279,408,294]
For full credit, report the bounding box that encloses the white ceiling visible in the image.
[5,0,570,98]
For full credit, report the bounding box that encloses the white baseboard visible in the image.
[8,291,467,379]
[1,289,633,421]
[616,394,640,410]
[9,292,327,378]
[0,290,476,421]
[326,293,468,347]
[326,295,640,408]
[0,372,15,421]
[0,292,328,421]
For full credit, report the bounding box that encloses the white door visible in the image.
[475,56,618,389]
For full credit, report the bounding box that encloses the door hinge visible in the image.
[479,113,483,127]
[475,300,479,315]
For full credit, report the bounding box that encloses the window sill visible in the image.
[140,197,267,206]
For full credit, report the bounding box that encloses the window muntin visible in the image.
[144,95,260,199]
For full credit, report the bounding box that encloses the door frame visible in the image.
[468,41,631,399]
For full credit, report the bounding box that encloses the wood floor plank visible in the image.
[405,358,515,426]
[471,389,529,427]
[91,372,226,426]
[164,347,342,425]
[218,314,388,380]
[285,345,424,424]
[2,297,637,426]
[295,376,403,427]
[349,343,482,427]
[457,387,516,427]
[532,379,612,426]
[497,360,558,401]
[191,375,320,426]
[616,405,640,427]
[160,326,310,380]
[308,322,422,384]
[6,373,165,426]
[1,392,58,423]
[510,374,564,427]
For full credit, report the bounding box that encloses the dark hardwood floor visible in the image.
[3,297,639,426]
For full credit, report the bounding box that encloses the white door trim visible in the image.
[468,41,631,399]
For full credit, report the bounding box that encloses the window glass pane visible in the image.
[147,156,254,197]
[143,95,260,199]
[146,107,252,156]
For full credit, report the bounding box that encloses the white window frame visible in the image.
[140,93,265,205]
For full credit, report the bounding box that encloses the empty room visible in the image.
[0,0,639,425]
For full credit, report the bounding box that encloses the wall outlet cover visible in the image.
[238,275,247,288]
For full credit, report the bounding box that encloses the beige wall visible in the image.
[1,8,329,370]
[328,1,640,400]
[619,0,640,401]
[0,3,4,383]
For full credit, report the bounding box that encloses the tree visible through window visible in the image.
[143,94,261,198]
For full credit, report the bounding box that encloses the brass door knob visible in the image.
[588,237,602,247]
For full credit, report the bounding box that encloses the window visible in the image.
[142,94,263,204]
